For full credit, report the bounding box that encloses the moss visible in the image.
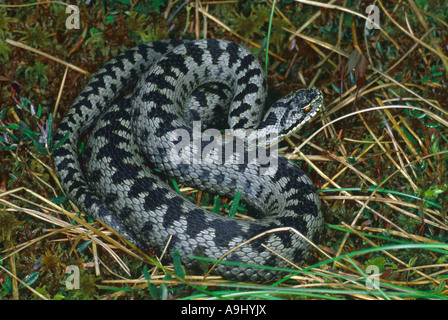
[0,207,23,243]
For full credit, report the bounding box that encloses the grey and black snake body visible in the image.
[52,39,324,281]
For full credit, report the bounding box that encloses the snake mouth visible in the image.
[278,90,322,138]
[279,117,308,137]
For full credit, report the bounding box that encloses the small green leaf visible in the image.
[2,276,12,294]
[7,123,19,130]
[47,114,53,149]
[76,141,85,154]
[142,266,150,281]
[50,131,70,154]
[228,190,242,218]
[0,108,7,119]
[331,83,341,93]
[412,109,426,119]
[148,282,159,300]
[419,160,428,171]
[20,272,39,289]
[193,248,209,273]
[22,127,38,139]
[173,249,185,279]
[142,266,159,299]
[25,131,48,155]
[436,255,448,264]
[105,15,115,24]
[171,178,181,193]
[376,41,383,54]
[0,145,17,151]
[77,240,92,252]
[425,122,439,128]
[212,195,221,213]
[50,196,68,205]
[36,104,42,118]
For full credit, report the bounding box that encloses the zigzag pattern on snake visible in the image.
[52,39,324,281]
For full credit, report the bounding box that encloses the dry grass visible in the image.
[0,0,447,300]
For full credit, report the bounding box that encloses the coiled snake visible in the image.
[52,39,324,281]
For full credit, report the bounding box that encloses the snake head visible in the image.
[260,87,323,141]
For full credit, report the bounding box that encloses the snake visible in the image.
[52,39,324,281]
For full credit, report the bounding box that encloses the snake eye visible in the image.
[304,106,311,112]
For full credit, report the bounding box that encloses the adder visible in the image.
[52,39,324,281]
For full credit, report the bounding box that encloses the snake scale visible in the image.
[52,39,324,281]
